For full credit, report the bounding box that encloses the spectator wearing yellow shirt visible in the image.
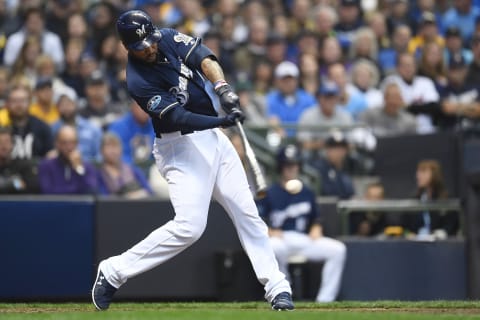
[29,77,59,125]
[408,11,444,58]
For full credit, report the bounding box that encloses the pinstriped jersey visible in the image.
[126,28,218,136]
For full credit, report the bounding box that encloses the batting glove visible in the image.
[221,108,245,128]
[214,80,240,114]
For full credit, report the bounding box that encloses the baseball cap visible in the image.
[274,61,299,79]
[448,54,467,69]
[445,26,461,38]
[35,76,53,90]
[86,70,106,86]
[325,130,348,148]
[317,81,340,96]
[419,11,436,25]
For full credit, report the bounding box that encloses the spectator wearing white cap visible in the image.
[266,61,316,138]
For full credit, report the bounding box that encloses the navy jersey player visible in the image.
[92,10,293,311]
[257,144,346,302]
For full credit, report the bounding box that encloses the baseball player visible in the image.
[257,144,347,302]
[92,10,293,311]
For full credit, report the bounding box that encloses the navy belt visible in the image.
[156,130,193,138]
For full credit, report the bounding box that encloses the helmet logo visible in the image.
[136,24,146,38]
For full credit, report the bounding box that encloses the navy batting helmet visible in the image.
[276,144,302,171]
[116,10,162,51]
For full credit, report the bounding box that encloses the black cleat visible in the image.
[271,292,294,311]
[92,265,117,311]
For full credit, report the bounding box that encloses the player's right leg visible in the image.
[92,132,217,310]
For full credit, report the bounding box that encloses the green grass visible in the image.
[1,301,480,320]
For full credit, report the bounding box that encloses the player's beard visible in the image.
[145,52,157,63]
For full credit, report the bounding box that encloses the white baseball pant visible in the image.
[269,231,346,302]
[100,128,291,302]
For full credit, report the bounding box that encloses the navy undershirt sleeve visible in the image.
[165,106,225,131]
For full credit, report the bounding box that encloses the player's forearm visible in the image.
[201,57,225,84]
[166,106,225,130]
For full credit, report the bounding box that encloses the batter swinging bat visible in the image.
[235,119,268,198]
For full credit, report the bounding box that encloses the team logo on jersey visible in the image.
[136,24,147,38]
[147,95,162,112]
[173,33,194,45]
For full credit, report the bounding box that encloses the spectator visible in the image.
[266,61,316,138]
[359,82,417,137]
[417,41,448,91]
[366,11,390,52]
[466,34,480,84]
[34,54,77,104]
[234,16,270,75]
[66,12,89,44]
[349,181,387,236]
[252,59,274,97]
[443,26,473,68]
[85,1,118,57]
[327,62,368,120]
[0,66,9,108]
[60,38,86,97]
[257,144,346,303]
[10,35,42,86]
[29,77,59,125]
[298,52,320,96]
[297,81,353,152]
[52,93,102,162]
[378,24,412,75]
[319,36,345,77]
[0,84,52,160]
[334,0,364,52]
[79,70,123,130]
[408,11,444,58]
[3,8,64,71]
[97,132,152,199]
[439,54,480,130]
[265,32,288,68]
[38,124,97,194]
[442,0,480,45]
[386,0,414,36]
[108,99,155,165]
[312,4,337,41]
[403,160,459,238]
[0,126,40,194]
[44,0,78,45]
[349,27,379,67]
[351,59,383,109]
[381,52,440,134]
[311,130,355,199]
[235,80,268,126]
[286,0,315,41]
[203,30,236,83]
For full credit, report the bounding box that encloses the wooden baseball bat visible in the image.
[236,120,268,198]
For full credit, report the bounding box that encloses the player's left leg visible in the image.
[301,237,347,302]
[211,129,292,307]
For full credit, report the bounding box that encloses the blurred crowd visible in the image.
[0,0,472,237]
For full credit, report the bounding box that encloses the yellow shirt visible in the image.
[29,103,59,125]
[0,108,10,126]
[408,35,445,56]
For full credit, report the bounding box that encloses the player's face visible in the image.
[130,43,158,63]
